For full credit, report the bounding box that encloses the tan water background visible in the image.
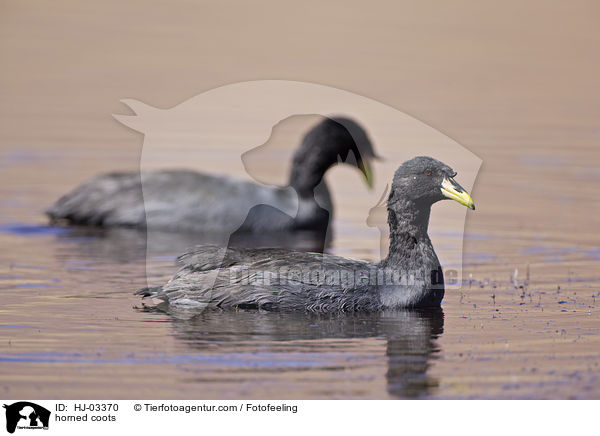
[1,0,599,399]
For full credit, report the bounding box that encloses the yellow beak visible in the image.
[357,158,374,189]
[441,177,475,210]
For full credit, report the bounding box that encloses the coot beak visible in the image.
[357,156,374,189]
[441,177,475,210]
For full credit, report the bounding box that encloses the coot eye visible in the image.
[424,169,432,176]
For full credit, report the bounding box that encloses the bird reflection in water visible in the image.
[54,225,329,264]
[151,307,444,399]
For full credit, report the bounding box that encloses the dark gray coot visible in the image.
[137,156,475,311]
[46,118,377,244]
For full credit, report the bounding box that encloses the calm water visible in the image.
[1,149,599,399]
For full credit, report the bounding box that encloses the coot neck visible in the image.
[382,198,432,267]
[288,148,330,201]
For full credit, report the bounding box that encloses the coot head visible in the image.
[291,117,378,194]
[389,156,475,211]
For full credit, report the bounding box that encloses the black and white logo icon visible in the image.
[3,402,50,434]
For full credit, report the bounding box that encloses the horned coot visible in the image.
[46,117,376,237]
[137,156,475,311]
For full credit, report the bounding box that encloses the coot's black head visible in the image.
[389,156,475,210]
[290,117,377,194]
